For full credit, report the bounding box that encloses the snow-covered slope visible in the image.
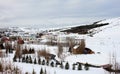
[66,17,120,68]
[96,17,120,55]
[86,17,120,60]
[92,17,120,37]
[16,17,120,74]
[1,17,120,74]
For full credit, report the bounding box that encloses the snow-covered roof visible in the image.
[73,45,79,49]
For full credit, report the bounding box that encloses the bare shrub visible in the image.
[66,37,76,47]
[0,61,3,72]
[15,44,22,58]
[105,53,120,74]
[109,53,120,74]
[78,39,85,54]
[37,50,51,60]
[0,51,6,58]
[46,36,57,46]
[0,60,22,74]
[57,43,63,58]
[37,50,47,57]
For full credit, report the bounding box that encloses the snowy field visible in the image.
[1,17,120,74]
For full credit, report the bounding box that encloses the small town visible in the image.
[0,0,120,74]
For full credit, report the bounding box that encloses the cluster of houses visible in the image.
[0,27,95,57]
[0,27,96,74]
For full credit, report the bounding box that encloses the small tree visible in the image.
[15,68,18,74]
[29,48,32,53]
[55,62,58,67]
[0,62,3,72]
[72,64,75,70]
[18,56,21,62]
[5,65,9,71]
[34,58,37,64]
[50,61,54,67]
[14,66,19,74]
[57,43,63,58]
[29,56,32,64]
[65,62,69,70]
[31,48,35,53]
[26,55,29,63]
[84,63,89,70]
[32,69,36,74]
[42,59,45,65]
[25,72,29,74]
[38,58,41,65]
[13,55,17,62]
[60,62,64,69]
[22,56,26,62]
[46,60,49,66]
[44,68,47,74]
[40,68,44,74]
[78,63,82,70]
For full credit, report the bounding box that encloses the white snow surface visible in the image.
[1,17,120,74]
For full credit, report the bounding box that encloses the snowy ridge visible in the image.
[1,17,120,74]
[66,17,120,68]
[92,17,120,35]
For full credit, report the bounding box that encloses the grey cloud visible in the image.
[0,0,120,25]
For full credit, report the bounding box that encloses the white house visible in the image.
[57,34,81,43]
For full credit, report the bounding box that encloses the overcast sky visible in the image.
[0,0,120,27]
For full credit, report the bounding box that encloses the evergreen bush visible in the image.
[84,63,89,70]
[42,60,45,65]
[78,63,82,70]
[65,62,69,70]
[50,61,54,67]
[38,58,41,65]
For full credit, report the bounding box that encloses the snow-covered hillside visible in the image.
[91,17,120,53]
[64,17,120,74]
[91,17,120,37]
[86,17,120,61]
[1,17,120,74]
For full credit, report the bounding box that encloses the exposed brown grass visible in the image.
[0,60,22,73]
[37,50,51,60]
[79,39,85,53]
[57,43,63,58]
[0,51,6,58]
